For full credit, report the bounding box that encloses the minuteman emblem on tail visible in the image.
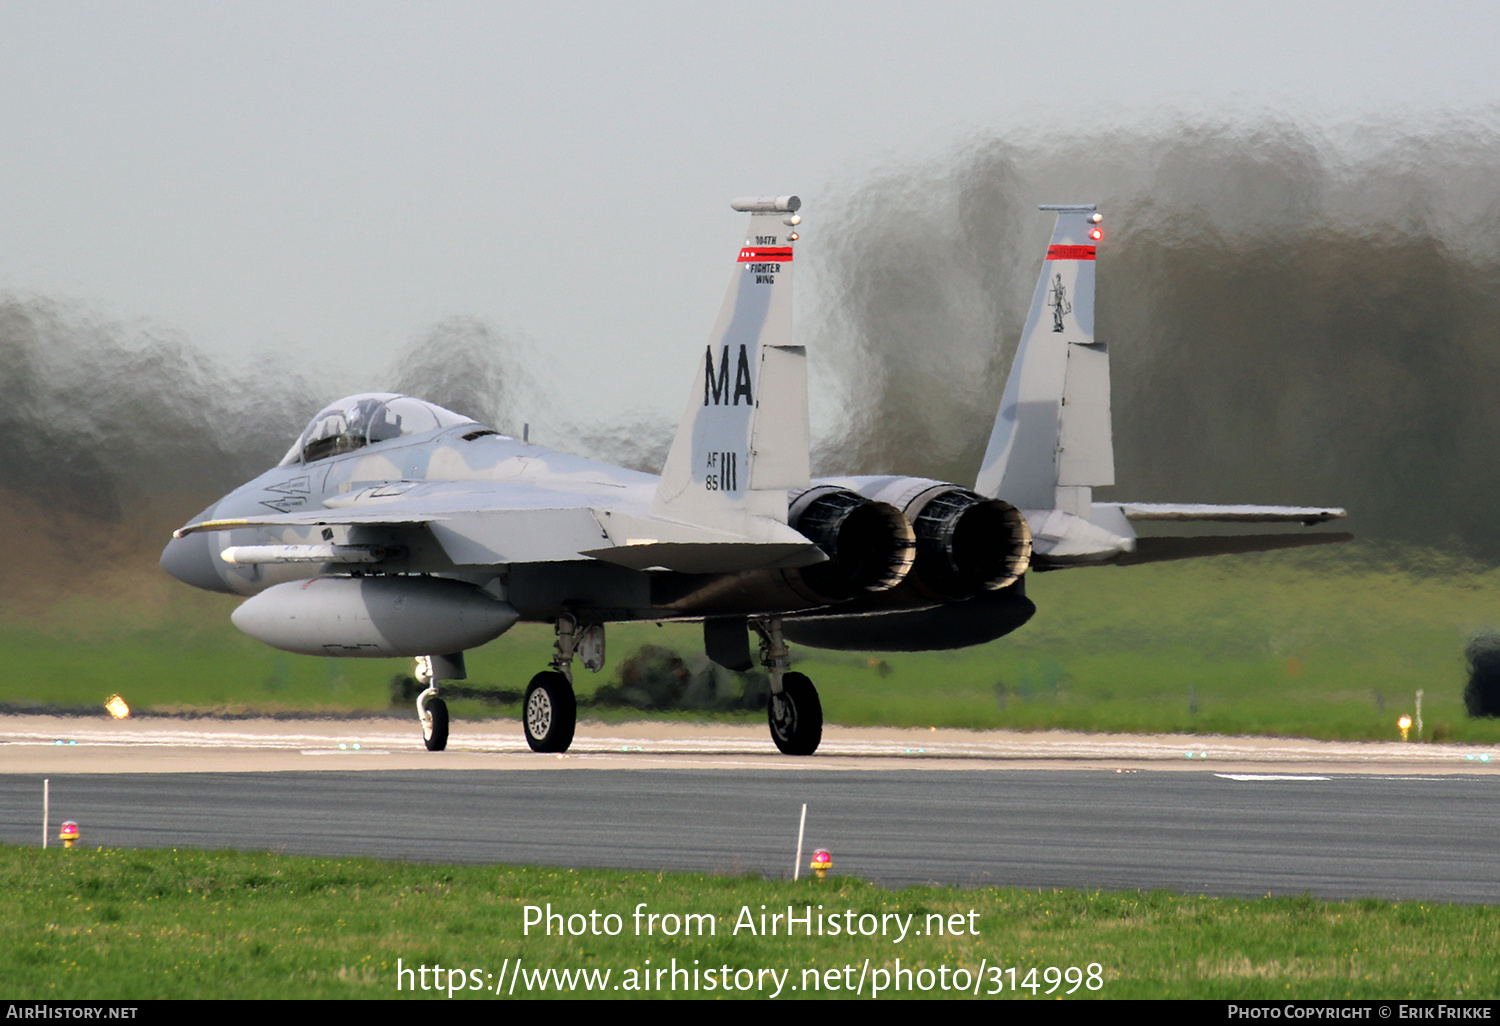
[1048,274,1071,332]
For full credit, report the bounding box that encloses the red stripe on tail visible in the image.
[738,247,794,262]
[1046,245,1096,261]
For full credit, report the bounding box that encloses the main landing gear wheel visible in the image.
[423,697,449,752]
[524,670,576,753]
[768,671,822,755]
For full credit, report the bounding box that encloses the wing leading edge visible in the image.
[177,502,823,574]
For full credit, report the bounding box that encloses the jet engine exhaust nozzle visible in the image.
[907,488,1032,599]
[788,487,915,601]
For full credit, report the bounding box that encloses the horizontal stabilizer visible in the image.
[581,541,825,574]
[589,509,825,573]
[1116,503,1346,525]
[1109,532,1355,567]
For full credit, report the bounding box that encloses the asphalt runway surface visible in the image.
[4,717,1499,902]
[5,768,1500,902]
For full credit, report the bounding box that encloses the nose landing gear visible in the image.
[414,652,464,752]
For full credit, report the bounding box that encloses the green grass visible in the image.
[10,543,1500,744]
[5,844,1496,1000]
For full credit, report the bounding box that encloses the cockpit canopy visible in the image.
[280,393,480,465]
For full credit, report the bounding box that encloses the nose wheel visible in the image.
[414,653,464,752]
[421,695,449,751]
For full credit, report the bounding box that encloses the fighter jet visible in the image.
[160,198,1346,755]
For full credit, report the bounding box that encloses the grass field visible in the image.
[5,844,1497,1000]
[9,543,1500,744]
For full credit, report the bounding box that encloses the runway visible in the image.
[3,716,1499,903]
[4,714,1496,774]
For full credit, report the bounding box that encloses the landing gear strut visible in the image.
[522,615,601,753]
[414,653,464,752]
[752,618,822,755]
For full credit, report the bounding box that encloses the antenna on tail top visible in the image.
[731,196,801,213]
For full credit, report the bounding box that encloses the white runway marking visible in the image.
[1215,773,1332,782]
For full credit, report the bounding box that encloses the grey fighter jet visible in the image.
[161,199,1346,755]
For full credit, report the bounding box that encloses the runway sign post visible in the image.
[793,803,807,881]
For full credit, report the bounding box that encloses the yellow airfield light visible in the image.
[1398,715,1412,742]
[104,694,130,719]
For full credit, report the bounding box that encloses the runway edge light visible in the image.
[811,849,831,881]
[59,821,79,849]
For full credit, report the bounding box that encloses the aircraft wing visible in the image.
[177,479,618,530]
[174,480,824,573]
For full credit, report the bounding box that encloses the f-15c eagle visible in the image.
[161,198,1346,755]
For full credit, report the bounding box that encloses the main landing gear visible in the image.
[522,615,601,753]
[752,618,822,755]
[416,616,822,756]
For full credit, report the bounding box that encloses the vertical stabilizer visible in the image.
[975,205,1114,517]
[652,197,810,533]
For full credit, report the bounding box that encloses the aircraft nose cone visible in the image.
[160,531,232,593]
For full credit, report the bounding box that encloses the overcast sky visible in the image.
[2,1,1497,431]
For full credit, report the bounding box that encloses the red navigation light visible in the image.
[1089,227,1103,241]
